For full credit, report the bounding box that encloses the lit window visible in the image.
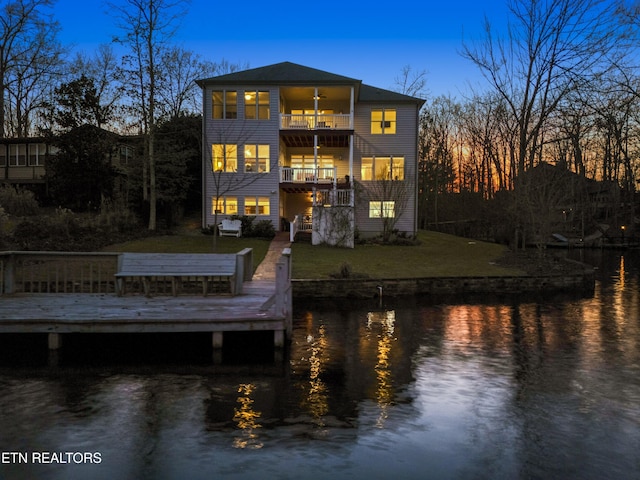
[245,197,270,215]
[212,90,237,119]
[244,145,270,173]
[244,91,270,120]
[212,144,237,172]
[371,109,396,134]
[369,201,395,218]
[361,156,404,180]
[212,196,238,215]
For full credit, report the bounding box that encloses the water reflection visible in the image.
[366,310,396,427]
[232,384,263,449]
[0,250,639,479]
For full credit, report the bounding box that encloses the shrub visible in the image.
[250,219,276,239]
[0,186,39,216]
[11,208,146,251]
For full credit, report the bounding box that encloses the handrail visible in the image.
[1,251,120,295]
[280,113,352,130]
[280,167,337,184]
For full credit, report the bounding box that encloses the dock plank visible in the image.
[0,280,284,334]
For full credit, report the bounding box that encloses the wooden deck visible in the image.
[0,248,293,354]
[0,280,281,333]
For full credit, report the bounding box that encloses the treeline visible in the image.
[418,0,640,238]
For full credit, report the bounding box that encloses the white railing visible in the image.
[316,189,353,207]
[289,214,313,242]
[280,167,337,184]
[280,114,352,130]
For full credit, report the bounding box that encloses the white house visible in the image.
[197,62,424,247]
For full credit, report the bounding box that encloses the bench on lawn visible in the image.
[114,252,250,297]
[218,219,242,237]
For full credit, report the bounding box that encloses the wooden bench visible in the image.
[114,253,239,297]
[218,219,242,237]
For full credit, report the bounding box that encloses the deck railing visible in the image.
[280,114,352,130]
[1,249,256,296]
[280,167,337,185]
[316,189,354,207]
[1,251,119,295]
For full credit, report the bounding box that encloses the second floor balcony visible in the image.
[280,113,352,130]
[280,167,338,185]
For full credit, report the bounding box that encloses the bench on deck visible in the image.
[115,252,245,297]
[218,219,242,237]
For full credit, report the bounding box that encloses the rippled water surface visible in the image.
[1,251,639,479]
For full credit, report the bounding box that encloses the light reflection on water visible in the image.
[0,251,639,479]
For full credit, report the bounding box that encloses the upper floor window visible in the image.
[371,109,396,134]
[212,144,237,172]
[244,145,270,173]
[0,145,6,167]
[244,91,270,120]
[212,90,237,119]
[361,156,404,180]
[9,144,26,166]
[28,143,46,166]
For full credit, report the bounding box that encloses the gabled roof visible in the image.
[196,61,360,87]
[196,61,425,107]
[359,84,426,106]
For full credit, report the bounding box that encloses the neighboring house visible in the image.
[197,62,425,247]
[0,137,55,188]
[0,129,137,193]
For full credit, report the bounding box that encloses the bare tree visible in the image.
[0,0,62,137]
[203,121,282,251]
[462,0,620,177]
[68,46,125,131]
[356,176,412,243]
[392,64,428,99]
[111,0,188,231]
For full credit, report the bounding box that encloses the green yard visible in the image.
[103,230,524,280]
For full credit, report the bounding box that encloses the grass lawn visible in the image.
[290,230,526,279]
[100,230,525,280]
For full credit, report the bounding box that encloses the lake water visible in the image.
[0,250,639,479]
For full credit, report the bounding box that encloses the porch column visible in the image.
[350,86,354,129]
[314,134,319,184]
[349,134,354,185]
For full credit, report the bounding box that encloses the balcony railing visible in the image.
[316,189,353,207]
[280,114,352,130]
[280,167,337,185]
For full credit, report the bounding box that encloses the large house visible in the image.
[196,62,425,246]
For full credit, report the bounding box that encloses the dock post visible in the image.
[212,332,223,364]
[274,330,284,348]
[48,333,62,350]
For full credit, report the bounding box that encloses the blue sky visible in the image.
[54,0,509,98]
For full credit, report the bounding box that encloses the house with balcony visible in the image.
[196,62,425,247]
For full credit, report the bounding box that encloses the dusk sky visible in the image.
[54,0,509,98]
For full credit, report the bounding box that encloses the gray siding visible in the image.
[202,85,281,229]
[352,103,420,236]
